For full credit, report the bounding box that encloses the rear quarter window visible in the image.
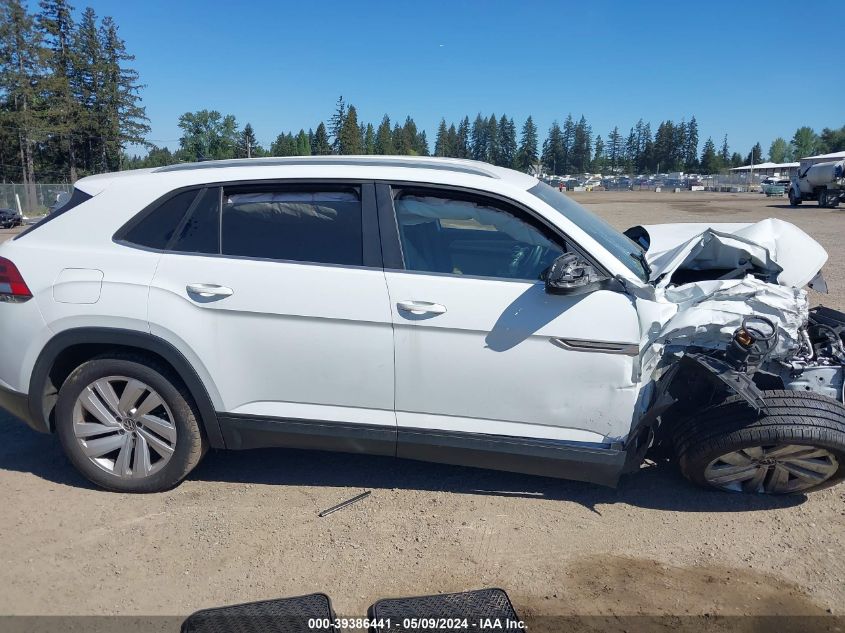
[120,189,200,250]
[14,187,92,240]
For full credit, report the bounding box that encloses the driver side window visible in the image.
[393,191,565,280]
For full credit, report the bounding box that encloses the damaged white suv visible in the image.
[1,156,843,494]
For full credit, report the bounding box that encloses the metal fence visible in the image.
[0,183,73,213]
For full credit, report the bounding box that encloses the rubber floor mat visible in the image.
[368,588,521,632]
[181,593,337,633]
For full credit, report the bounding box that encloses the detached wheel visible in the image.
[674,390,845,494]
[55,355,206,492]
[788,188,801,206]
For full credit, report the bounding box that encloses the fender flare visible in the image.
[28,327,225,448]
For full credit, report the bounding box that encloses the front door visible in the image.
[380,184,641,446]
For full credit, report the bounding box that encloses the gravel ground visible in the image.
[0,192,843,625]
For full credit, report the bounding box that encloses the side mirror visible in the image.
[545,253,610,296]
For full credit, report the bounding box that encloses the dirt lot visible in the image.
[1,192,844,626]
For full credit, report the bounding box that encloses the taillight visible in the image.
[0,256,32,302]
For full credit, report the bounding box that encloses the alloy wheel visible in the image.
[704,444,838,493]
[72,376,177,479]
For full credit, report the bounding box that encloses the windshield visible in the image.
[529,182,648,282]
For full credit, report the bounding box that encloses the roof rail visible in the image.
[154,156,499,178]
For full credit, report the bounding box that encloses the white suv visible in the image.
[1,156,844,494]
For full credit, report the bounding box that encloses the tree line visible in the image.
[136,98,845,178]
[0,0,148,202]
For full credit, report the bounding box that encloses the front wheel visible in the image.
[788,188,801,207]
[55,354,207,492]
[674,390,845,494]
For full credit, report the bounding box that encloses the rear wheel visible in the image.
[819,189,833,208]
[55,355,206,492]
[674,390,845,494]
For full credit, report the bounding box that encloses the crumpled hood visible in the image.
[630,219,828,289]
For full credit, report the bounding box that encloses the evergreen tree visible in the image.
[630,119,645,172]
[498,114,516,168]
[592,135,604,172]
[719,134,730,167]
[446,123,457,158]
[338,104,361,155]
[295,128,310,155]
[560,114,575,173]
[392,122,408,154]
[312,122,331,155]
[541,121,564,175]
[730,152,743,168]
[470,113,487,161]
[607,126,623,169]
[98,16,149,170]
[685,115,699,171]
[400,116,419,155]
[329,95,345,153]
[673,119,687,171]
[571,115,591,172]
[37,0,79,180]
[237,122,258,157]
[745,142,764,165]
[486,114,499,165]
[516,115,538,173]
[363,123,375,154]
[434,118,449,157]
[374,114,393,154]
[699,137,718,174]
[415,129,429,156]
[641,122,654,172]
[455,116,470,158]
[0,0,47,204]
[625,127,638,173]
[270,132,296,156]
[653,121,675,172]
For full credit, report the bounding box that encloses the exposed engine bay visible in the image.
[621,219,845,451]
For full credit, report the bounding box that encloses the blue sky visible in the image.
[66,0,845,157]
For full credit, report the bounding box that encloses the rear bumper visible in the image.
[0,383,43,432]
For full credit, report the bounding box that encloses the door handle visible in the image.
[396,300,447,315]
[186,283,234,298]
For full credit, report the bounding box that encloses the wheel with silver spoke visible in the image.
[72,376,177,479]
[704,444,839,493]
[56,355,206,492]
[675,390,845,495]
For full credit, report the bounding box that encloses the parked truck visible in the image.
[789,157,845,208]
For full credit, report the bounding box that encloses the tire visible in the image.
[674,390,845,494]
[788,188,801,207]
[55,354,207,492]
[819,189,830,208]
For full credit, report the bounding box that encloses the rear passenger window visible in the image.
[170,187,220,254]
[221,188,362,265]
[122,190,199,249]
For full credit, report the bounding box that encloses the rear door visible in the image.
[147,182,396,450]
